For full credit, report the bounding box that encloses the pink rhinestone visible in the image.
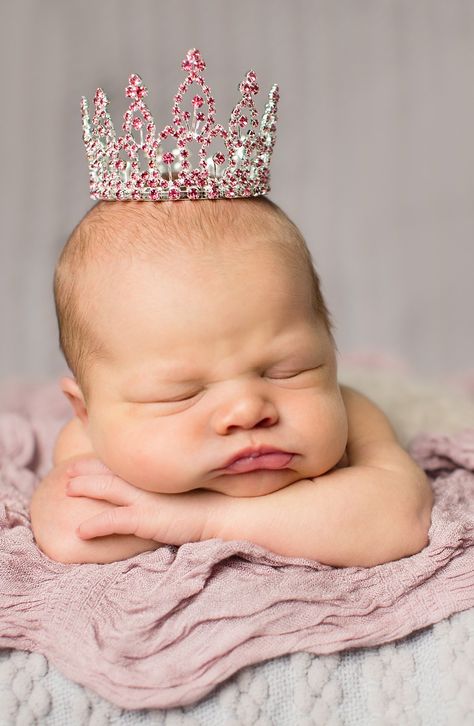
[207,185,219,199]
[150,189,159,200]
[238,115,248,128]
[196,112,205,122]
[180,149,190,159]
[132,117,142,130]
[192,95,204,108]
[181,49,206,73]
[162,152,174,165]
[183,110,191,121]
[187,187,199,199]
[125,86,136,99]
[129,74,141,87]
[213,152,225,165]
[146,123,154,132]
[169,186,181,200]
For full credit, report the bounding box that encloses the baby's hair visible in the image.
[54,197,333,399]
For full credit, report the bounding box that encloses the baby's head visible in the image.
[55,197,347,497]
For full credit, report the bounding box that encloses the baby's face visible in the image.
[81,241,348,497]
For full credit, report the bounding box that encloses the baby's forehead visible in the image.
[79,198,295,269]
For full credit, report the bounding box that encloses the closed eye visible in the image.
[267,366,321,379]
[132,391,203,404]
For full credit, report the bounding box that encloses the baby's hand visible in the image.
[66,458,220,546]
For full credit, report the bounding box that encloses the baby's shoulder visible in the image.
[53,417,95,465]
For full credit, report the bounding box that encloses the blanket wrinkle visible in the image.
[409,429,474,472]
[0,387,474,709]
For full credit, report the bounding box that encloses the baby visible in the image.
[30,196,433,567]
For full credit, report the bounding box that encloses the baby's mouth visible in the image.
[223,447,294,474]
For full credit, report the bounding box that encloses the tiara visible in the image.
[81,48,279,202]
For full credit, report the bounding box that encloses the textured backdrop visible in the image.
[0,0,473,380]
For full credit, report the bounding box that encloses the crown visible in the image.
[81,48,279,202]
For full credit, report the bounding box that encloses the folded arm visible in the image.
[204,386,433,567]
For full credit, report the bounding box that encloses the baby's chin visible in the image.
[201,468,304,497]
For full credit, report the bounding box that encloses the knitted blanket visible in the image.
[0,383,473,710]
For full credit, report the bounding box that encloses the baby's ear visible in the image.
[59,376,88,426]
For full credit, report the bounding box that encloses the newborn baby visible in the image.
[30,196,433,567]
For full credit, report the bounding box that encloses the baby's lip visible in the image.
[222,446,293,473]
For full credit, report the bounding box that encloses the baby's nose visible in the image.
[212,391,278,435]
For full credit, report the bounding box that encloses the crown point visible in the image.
[239,71,259,96]
[126,75,147,100]
[182,49,206,74]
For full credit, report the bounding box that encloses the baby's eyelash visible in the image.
[143,392,201,404]
[267,366,320,379]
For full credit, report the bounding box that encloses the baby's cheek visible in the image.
[298,392,348,474]
[95,419,188,493]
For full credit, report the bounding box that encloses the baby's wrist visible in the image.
[196,489,234,542]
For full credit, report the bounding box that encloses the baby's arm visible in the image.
[208,386,433,567]
[30,418,162,564]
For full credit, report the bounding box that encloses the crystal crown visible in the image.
[81,49,279,201]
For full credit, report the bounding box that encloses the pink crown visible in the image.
[81,49,279,202]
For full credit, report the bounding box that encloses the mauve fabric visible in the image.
[0,383,473,709]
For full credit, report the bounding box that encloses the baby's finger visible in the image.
[76,506,140,539]
[67,474,140,506]
[66,458,112,478]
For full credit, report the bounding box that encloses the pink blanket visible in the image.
[0,382,473,709]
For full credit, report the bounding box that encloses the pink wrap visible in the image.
[0,382,473,709]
